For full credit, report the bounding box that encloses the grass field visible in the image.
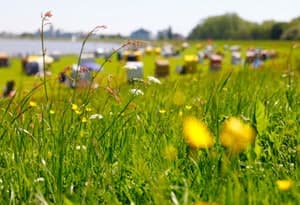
[0,40,299,204]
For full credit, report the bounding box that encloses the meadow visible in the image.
[0,38,299,205]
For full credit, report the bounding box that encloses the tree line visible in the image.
[188,13,300,40]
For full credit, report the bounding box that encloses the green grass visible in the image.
[0,40,299,204]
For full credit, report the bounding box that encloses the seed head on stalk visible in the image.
[40,10,53,101]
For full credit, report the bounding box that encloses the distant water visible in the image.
[0,38,121,56]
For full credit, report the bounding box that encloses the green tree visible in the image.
[281,23,300,40]
[188,13,255,40]
[271,22,287,39]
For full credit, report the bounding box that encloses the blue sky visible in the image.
[1,0,300,36]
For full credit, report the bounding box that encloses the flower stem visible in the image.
[40,17,48,101]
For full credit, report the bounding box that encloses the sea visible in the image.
[0,37,121,56]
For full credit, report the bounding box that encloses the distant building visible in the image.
[172,33,185,40]
[130,28,151,40]
[157,26,184,40]
[34,26,78,39]
[157,30,168,40]
[44,25,55,38]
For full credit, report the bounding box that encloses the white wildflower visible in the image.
[89,114,103,120]
[171,191,179,205]
[76,145,87,151]
[34,177,45,183]
[129,89,144,96]
[41,159,46,166]
[70,184,74,194]
[133,78,144,82]
[147,76,161,84]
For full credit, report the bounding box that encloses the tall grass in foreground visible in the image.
[0,66,299,204]
[0,12,300,205]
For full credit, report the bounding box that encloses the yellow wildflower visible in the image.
[47,151,52,159]
[75,110,82,115]
[81,117,88,123]
[185,105,192,110]
[49,110,55,115]
[220,117,255,153]
[183,116,214,148]
[276,179,292,191]
[159,109,167,114]
[29,101,37,107]
[85,107,92,112]
[178,110,183,117]
[72,104,78,111]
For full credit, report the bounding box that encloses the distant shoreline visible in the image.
[0,38,122,56]
[0,36,128,44]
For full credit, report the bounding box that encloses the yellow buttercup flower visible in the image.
[159,109,167,114]
[220,117,255,153]
[49,110,55,115]
[47,151,52,159]
[276,179,292,191]
[72,104,78,111]
[81,117,88,123]
[178,110,183,117]
[183,116,214,148]
[29,101,37,107]
[75,110,82,115]
[85,107,92,112]
[185,105,192,110]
